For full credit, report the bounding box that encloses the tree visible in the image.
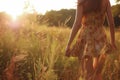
[112,4,120,27]
[41,9,75,27]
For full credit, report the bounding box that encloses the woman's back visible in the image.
[81,12,105,26]
[81,0,108,26]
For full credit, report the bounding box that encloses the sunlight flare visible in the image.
[7,11,21,21]
[0,0,25,20]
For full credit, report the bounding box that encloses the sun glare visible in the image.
[7,11,22,21]
[0,0,25,20]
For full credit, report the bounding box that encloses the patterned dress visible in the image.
[69,11,112,59]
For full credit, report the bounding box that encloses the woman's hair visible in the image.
[79,0,103,14]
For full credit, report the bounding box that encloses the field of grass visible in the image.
[0,24,120,80]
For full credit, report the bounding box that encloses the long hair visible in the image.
[81,0,102,14]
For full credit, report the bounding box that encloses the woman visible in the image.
[65,0,117,80]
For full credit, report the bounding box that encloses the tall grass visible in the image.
[0,24,120,80]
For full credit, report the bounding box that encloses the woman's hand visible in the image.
[65,46,71,57]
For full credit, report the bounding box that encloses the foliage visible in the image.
[0,21,120,80]
[40,9,75,27]
[111,4,120,27]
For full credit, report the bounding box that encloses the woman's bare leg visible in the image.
[83,56,94,80]
[93,54,107,80]
[93,57,102,80]
[80,54,106,80]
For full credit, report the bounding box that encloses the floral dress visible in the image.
[69,11,112,59]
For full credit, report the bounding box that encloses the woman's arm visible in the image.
[65,1,83,56]
[106,0,116,48]
[66,2,83,47]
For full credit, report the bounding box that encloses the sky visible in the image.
[0,0,117,19]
